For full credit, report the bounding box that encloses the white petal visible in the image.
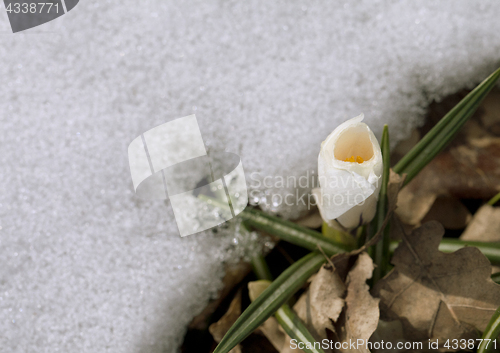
[317,167,376,221]
[336,191,379,228]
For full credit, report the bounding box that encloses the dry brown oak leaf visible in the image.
[373,220,500,348]
[293,264,346,340]
[293,253,379,353]
[209,289,243,353]
[334,252,380,353]
[461,204,500,243]
[396,117,500,226]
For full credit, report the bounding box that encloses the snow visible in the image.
[0,0,499,352]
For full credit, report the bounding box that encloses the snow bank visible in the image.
[0,1,499,352]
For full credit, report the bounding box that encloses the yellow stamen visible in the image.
[344,155,364,163]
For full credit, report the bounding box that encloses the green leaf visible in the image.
[389,239,500,265]
[251,255,273,282]
[478,305,500,353]
[250,255,326,353]
[438,239,500,265]
[394,67,500,184]
[198,195,352,256]
[199,193,350,257]
[242,207,352,256]
[213,252,326,353]
[275,304,325,353]
[244,206,500,266]
[244,205,500,265]
[488,191,500,206]
[372,124,391,283]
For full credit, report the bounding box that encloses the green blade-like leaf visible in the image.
[242,207,352,256]
[198,195,352,256]
[394,67,500,184]
[389,239,500,265]
[213,252,326,353]
[437,239,500,265]
[251,254,273,282]
[488,191,500,206]
[245,206,500,265]
[275,304,325,353]
[245,204,500,265]
[372,124,391,283]
[250,255,325,353]
[478,305,500,353]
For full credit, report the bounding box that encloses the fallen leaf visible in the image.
[290,171,402,352]
[460,204,500,273]
[373,219,500,350]
[395,90,500,226]
[395,185,436,226]
[248,280,272,302]
[460,204,500,242]
[251,171,403,352]
[293,265,346,340]
[334,252,380,353]
[291,252,379,353]
[247,280,288,352]
[420,196,471,230]
[209,289,243,353]
[257,316,287,352]
[369,320,408,353]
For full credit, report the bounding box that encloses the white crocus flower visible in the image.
[312,114,383,229]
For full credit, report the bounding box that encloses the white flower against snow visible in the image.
[312,114,383,229]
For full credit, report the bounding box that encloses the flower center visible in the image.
[343,155,365,163]
[334,125,374,162]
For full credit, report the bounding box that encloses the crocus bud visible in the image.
[312,114,383,229]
